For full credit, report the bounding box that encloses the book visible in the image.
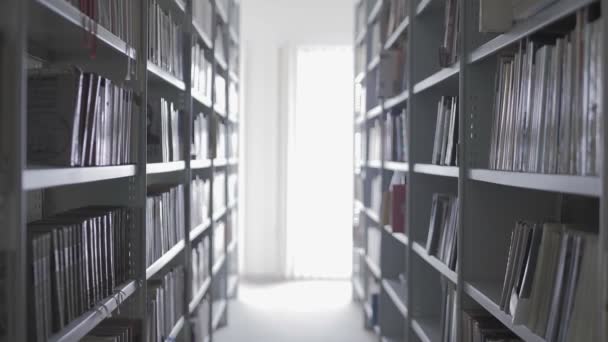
[147,98,183,163]
[426,194,458,270]
[146,185,186,268]
[82,318,141,342]
[432,96,458,166]
[191,236,210,296]
[191,176,211,230]
[148,0,184,80]
[192,42,213,101]
[462,309,521,341]
[386,109,408,163]
[439,0,460,67]
[147,267,184,342]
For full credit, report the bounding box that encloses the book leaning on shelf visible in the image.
[148,0,184,80]
[439,0,460,67]
[380,173,407,234]
[192,237,210,296]
[386,109,408,163]
[440,281,458,342]
[28,68,134,167]
[147,266,184,342]
[28,206,133,342]
[488,11,601,176]
[147,98,183,163]
[432,96,458,166]
[146,184,185,268]
[191,176,211,230]
[499,221,599,341]
[426,194,458,271]
[82,318,142,342]
[462,309,521,341]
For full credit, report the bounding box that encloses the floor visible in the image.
[214,281,377,342]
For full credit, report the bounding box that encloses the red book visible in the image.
[391,184,407,233]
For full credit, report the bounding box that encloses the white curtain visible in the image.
[285,46,354,279]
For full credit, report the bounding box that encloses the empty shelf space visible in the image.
[212,300,227,330]
[468,169,600,197]
[414,164,458,178]
[412,241,457,284]
[368,0,384,24]
[411,317,441,342]
[24,165,136,190]
[413,65,459,94]
[384,16,409,50]
[365,255,381,279]
[228,275,239,298]
[382,279,408,317]
[212,254,226,276]
[189,277,212,314]
[147,161,186,174]
[383,226,408,247]
[384,90,409,110]
[353,278,365,301]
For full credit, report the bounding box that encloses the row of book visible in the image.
[488,14,601,176]
[192,42,213,101]
[462,310,520,341]
[65,0,134,48]
[29,207,133,341]
[384,0,408,39]
[191,176,211,230]
[147,266,184,342]
[145,185,185,268]
[216,122,227,160]
[213,173,227,213]
[440,282,457,342]
[82,318,141,342]
[500,221,598,341]
[214,223,226,261]
[367,120,383,161]
[28,68,134,167]
[147,98,183,163]
[439,0,460,67]
[192,113,210,161]
[426,193,458,271]
[192,237,210,296]
[148,0,184,80]
[432,96,459,166]
[386,109,408,163]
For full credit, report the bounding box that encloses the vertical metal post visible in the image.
[405,0,415,340]
[600,0,608,339]
[209,1,219,340]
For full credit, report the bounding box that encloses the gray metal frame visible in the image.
[0,0,240,340]
[353,0,608,341]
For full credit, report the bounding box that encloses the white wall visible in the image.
[240,0,354,279]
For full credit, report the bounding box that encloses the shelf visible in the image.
[355,114,366,126]
[356,28,367,45]
[193,21,213,48]
[363,207,381,225]
[384,89,409,110]
[366,160,383,169]
[368,0,384,24]
[167,316,185,341]
[229,26,239,44]
[384,17,409,50]
[229,70,239,84]
[382,279,408,318]
[24,165,136,190]
[214,0,228,23]
[215,52,228,71]
[189,277,212,314]
[212,254,226,276]
[146,240,185,280]
[469,0,594,64]
[31,0,136,60]
[192,90,213,108]
[353,277,365,300]
[413,65,459,94]
[384,161,409,172]
[147,161,186,175]
[367,104,383,120]
[212,299,227,330]
[47,281,138,342]
[383,226,408,247]
[368,54,381,71]
[213,207,228,222]
[412,241,457,284]
[227,238,237,254]
[464,281,546,342]
[415,0,434,16]
[190,221,212,242]
[365,256,381,279]
[468,169,601,197]
[191,159,213,170]
[228,158,239,166]
[147,62,186,91]
[411,317,441,342]
[228,275,239,298]
[414,164,458,178]
[355,71,365,84]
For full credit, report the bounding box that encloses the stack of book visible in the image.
[28,68,134,167]
[148,0,184,80]
[193,0,213,38]
[439,0,460,67]
[213,173,226,213]
[192,42,213,101]
[386,109,408,162]
[500,221,599,341]
[191,176,210,230]
[147,267,184,342]
[488,14,601,176]
[28,207,133,341]
[192,237,210,294]
[192,113,209,161]
[425,194,459,271]
[192,297,210,341]
[440,282,458,342]
[145,185,185,267]
[384,0,409,37]
[147,98,183,163]
[431,96,459,166]
[82,318,141,342]
[65,1,134,45]
[462,310,520,341]
[214,223,226,261]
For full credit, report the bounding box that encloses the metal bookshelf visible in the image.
[0,0,240,341]
[353,0,608,341]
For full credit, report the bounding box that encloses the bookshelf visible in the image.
[0,0,240,342]
[353,0,608,341]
